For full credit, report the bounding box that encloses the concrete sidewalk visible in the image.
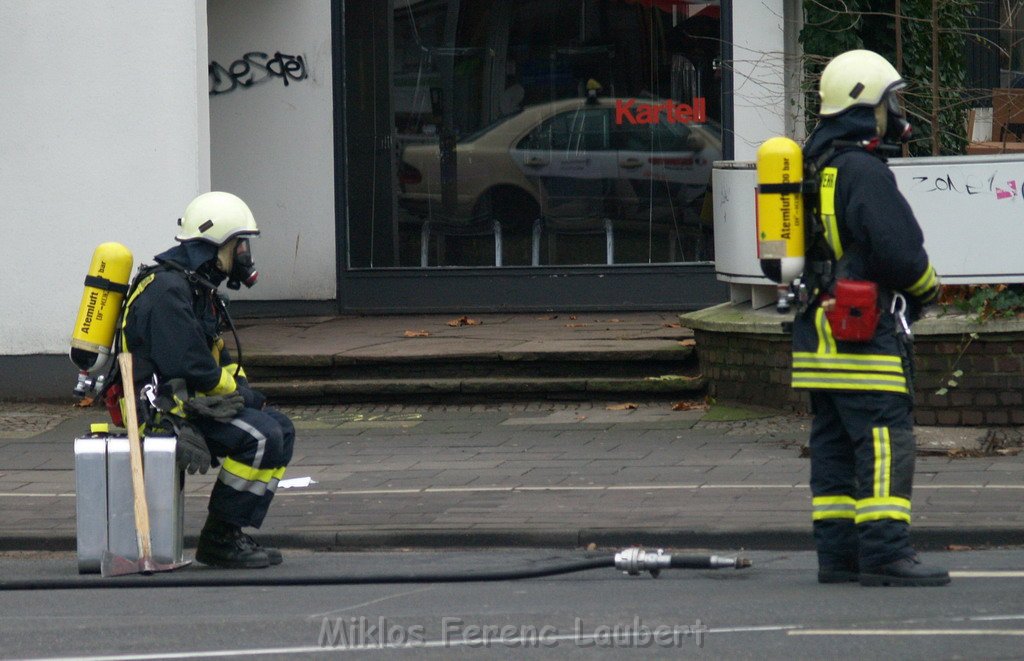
[2,400,1022,553]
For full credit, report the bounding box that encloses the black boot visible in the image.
[818,562,859,584]
[196,516,270,569]
[815,521,859,584]
[240,531,283,566]
[860,556,950,587]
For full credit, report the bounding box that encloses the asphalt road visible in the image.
[2,548,1024,660]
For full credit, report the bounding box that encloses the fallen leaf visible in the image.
[671,400,705,411]
[606,318,622,323]
[946,544,973,552]
[447,316,481,327]
[606,403,638,411]
[569,315,577,320]
[586,542,597,551]
[678,338,696,347]
[536,315,558,320]
[75,397,94,408]
[404,330,430,337]
[662,323,682,328]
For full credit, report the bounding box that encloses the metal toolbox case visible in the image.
[74,432,185,574]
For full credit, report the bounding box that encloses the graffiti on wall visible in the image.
[210,51,307,96]
[910,171,1024,201]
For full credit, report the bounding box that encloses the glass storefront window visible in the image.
[355,0,722,268]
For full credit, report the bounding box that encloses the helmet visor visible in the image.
[885,91,905,118]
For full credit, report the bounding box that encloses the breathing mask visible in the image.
[878,90,912,145]
[217,238,259,290]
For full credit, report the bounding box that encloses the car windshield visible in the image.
[458,110,524,143]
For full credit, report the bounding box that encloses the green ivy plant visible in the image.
[800,0,973,156]
[940,284,1024,323]
[932,285,1024,397]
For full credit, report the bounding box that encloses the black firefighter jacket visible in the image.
[120,243,241,398]
[791,113,940,395]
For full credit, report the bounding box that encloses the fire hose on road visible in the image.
[0,548,751,591]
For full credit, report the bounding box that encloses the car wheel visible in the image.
[474,187,540,234]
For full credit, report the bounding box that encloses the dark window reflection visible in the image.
[362,0,722,268]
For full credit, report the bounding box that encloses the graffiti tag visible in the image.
[209,51,307,96]
[910,172,1024,200]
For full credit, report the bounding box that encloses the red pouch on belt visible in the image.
[104,383,125,427]
[824,279,880,342]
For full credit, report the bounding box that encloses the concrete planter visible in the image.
[680,303,1024,426]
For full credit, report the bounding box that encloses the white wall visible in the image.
[730,0,788,160]
[0,1,209,356]
[714,155,1024,296]
[207,0,335,301]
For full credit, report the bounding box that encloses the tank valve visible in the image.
[73,371,104,399]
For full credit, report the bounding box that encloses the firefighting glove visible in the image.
[237,385,267,410]
[174,421,212,475]
[184,392,245,423]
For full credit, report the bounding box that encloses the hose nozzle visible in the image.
[614,547,752,577]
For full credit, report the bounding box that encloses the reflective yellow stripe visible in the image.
[90,423,112,434]
[855,496,911,524]
[221,457,287,484]
[795,312,908,392]
[812,495,856,521]
[211,336,224,365]
[120,273,156,351]
[819,167,843,260]
[222,363,247,379]
[907,264,938,298]
[793,352,904,373]
[814,308,836,355]
[792,371,908,385]
[791,372,909,393]
[872,427,891,499]
[200,367,237,397]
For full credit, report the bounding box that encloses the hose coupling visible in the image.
[615,547,672,578]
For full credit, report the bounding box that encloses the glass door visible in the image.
[338,0,728,311]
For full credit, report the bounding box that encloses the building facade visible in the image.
[4,0,798,397]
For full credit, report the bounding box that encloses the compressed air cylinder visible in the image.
[70,242,134,372]
[755,137,804,284]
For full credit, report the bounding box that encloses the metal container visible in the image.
[143,436,186,564]
[73,436,109,574]
[75,433,185,574]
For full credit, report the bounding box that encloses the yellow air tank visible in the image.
[756,137,805,284]
[70,242,133,373]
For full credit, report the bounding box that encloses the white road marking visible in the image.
[19,624,801,660]
[306,586,435,620]
[18,615,1024,659]
[5,484,1024,499]
[950,571,1024,578]
[790,629,1024,636]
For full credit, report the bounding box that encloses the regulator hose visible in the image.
[0,550,750,591]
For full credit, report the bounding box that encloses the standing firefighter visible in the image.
[120,191,294,569]
[794,50,947,586]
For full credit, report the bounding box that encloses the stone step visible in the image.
[244,346,694,378]
[252,375,706,403]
